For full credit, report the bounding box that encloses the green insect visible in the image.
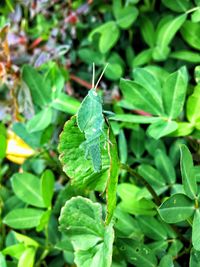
[76,63,109,172]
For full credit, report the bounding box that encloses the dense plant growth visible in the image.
[0,1,200,266]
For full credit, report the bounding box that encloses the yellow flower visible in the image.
[6,131,35,164]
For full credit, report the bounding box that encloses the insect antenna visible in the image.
[94,63,109,91]
[92,62,95,88]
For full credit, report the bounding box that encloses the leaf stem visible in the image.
[120,163,161,206]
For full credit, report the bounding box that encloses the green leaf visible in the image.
[89,21,120,54]
[186,85,200,125]
[132,49,152,67]
[110,114,160,124]
[192,8,200,23]
[155,14,186,53]
[0,134,6,159]
[18,247,36,267]
[0,252,6,267]
[105,127,119,225]
[192,209,200,250]
[3,208,45,229]
[120,79,164,116]
[59,197,114,267]
[133,68,163,112]
[130,126,145,158]
[147,120,178,139]
[158,193,194,223]
[14,231,39,247]
[51,93,80,114]
[26,107,53,133]
[140,16,155,47]
[158,254,174,267]
[138,164,166,188]
[105,53,124,81]
[190,248,200,267]
[180,145,197,199]
[118,239,158,267]
[168,122,194,137]
[118,183,156,216]
[118,129,127,164]
[170,50,200,63]
[41,169,55,208]
[78,48,105,65]
[22,65,51,108]
[195,66,200,84]
[155,150,176,184]
[11,172,45,208]
[162,0,191,12]
[2,243,25,260]
[113,0,138,29]
[114,208,142,240]
[162,66,188,119]
[58,116,110,191]
[137,216,167,240]
[181,20,200,50]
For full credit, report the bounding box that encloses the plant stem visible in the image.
[120,163,161,206]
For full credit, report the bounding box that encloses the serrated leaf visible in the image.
[180,145,197,199]
[58,116,110,191]
[59,197,114,267]
[158,193,194,223]
[11,172,45,207]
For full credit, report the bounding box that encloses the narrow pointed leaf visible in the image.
[162,66,188,119]
[59,197,114,267]
[180,145,197,199]
[192,209,200,250]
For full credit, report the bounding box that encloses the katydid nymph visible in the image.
[76,63,109,172]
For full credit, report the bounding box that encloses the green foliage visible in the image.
[1,1,200,266]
